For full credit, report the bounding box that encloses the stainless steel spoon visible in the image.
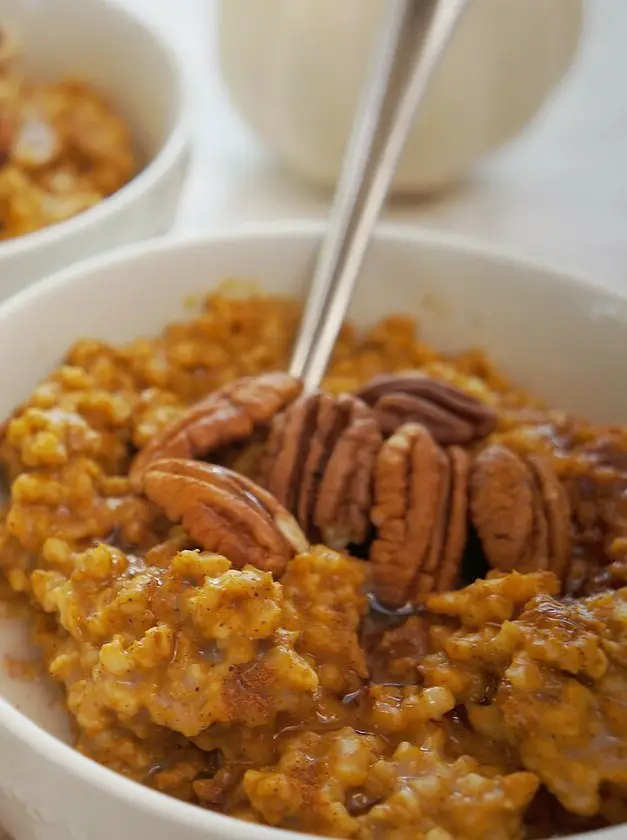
[289,0,470,392]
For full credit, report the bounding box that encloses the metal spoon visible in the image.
[289,0,470,392]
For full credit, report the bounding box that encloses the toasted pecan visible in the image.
[261,393,381,549]
[528,455,571,581]
[470,445,535,573]
[297,393,342,537]
[357,373,497,444]
[420,446,470,595]
[142,458,308,575]
[315,395,382,549]
[470,445,571,581]
[526,466,550,574]
[369,424,468,607]
[130,373,302,490]
[259,391,323,520]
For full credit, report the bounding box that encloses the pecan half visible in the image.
[530,455,571,582]
[432,446,470,594]
[369,423,470,607]
[130,373,302,490]
[356,373,497,445]
[141,458,308,575]
[469,444,571,581]
[260,393,382,549]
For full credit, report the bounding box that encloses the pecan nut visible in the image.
[130,373,302,490]
[260,393,382,549]
[530,455,571,582]
[469,444,571,581]
[356,373,497,444]
[369,423,470,607]
[141,458,308,575]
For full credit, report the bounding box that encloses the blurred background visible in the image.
[121,0,626,289]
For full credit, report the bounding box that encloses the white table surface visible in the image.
[123,0,627,292]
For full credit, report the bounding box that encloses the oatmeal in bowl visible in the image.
[0,226,627,840]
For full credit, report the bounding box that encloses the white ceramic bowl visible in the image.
[0,0,189,304]
[1,223,626,840]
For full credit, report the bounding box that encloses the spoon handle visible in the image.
[289,0,470,392]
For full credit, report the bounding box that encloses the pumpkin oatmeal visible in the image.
[0,24,136,239]
[2,291,627,839]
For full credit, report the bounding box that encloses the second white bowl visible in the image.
[0,0,189,303]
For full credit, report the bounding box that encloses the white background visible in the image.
[123,0,627,292]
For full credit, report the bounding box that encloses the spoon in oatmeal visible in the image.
[290,0,470,393]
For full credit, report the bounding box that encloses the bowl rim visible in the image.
[0,217,625,320]
[0,0,190,262]
[1,220,626,840]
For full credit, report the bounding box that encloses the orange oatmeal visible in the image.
[2,291,627,839]
[0,24,136,239]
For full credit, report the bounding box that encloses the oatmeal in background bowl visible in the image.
[2,265,627,840]
[0,0,187,303]
[0,22,136,240]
